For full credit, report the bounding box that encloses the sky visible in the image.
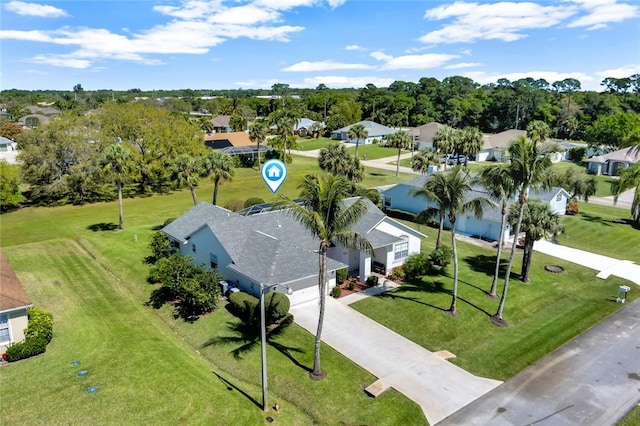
[1,0,639,92]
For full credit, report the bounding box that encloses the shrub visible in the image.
[346,279,356,290]
[144,230,174,265]
[336,267,348,284]
[228,291,259,324]
[566,200,579,215]
[244,197,265,208]
[6,308,53,362]
[223,199,245,212]
[430,246,453,268]
[264,291,290,324]
[568,147,586,162]
[403,253,432,280]
[366,275,379,287]
[389,266,405,282]
[330,286,342,298]
[228,290,291,325]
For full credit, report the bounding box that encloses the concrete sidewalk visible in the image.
[291,298,502,425]
[534,240,640,285]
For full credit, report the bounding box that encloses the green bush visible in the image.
[430,246,453,268]
[568,147,586,162]
[366,275,379,287]
[336,268,348,284]
[244,197,265,208]
[389,266,405,282]
[403,253,432,280]
[347,279,356,290]
[330,286,342,298]
[144,230,174,265]
[264,291,290,324]
[223,199,245,212]
[228,290,291,325]
[228,291,259,324]
[6,308,54,362]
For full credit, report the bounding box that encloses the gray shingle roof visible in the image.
[162,203,234,243]
[334,120,397,137]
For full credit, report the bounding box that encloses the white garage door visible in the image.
[288,286,320,306]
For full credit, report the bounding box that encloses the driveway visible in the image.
[291,298,501,425]
[438,297,640,425]
[534,240,640,286]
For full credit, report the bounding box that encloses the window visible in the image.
[0,314,10,345]
[556,193,562,202]
[192,244,196,253]
[394,242,409,260]
[383,196,392,208]
[210,253,218,269]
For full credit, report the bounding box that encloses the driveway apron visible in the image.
[291,298,502,425]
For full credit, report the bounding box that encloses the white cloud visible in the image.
[370,51,459,70]
[327,0,347,8]
[567,0,639,29]
[421,1,577,44]
[282,60,375,72]
[596,64,640,78]
[5,1,68,18]
[345,44,364,51]
[32,54,92,69]
[444,62,483,70]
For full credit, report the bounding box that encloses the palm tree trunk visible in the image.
[190,186,198,206]
[494,193,527,325]
[436,212,444,249]
[355,139,360,159]
[396,148,401,177]
[257,140,261,169]
[311,246,328,380]
[489,201,508,298]
[521,238,534,283]
[117,180,124,230]
[212,179,220,205]
[450,220,459,315]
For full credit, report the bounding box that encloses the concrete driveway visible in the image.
[291,298,501,425]
[438,297,640,425]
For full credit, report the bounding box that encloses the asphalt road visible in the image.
[438,297,640,425]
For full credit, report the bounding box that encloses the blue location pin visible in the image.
[261,159,288,193]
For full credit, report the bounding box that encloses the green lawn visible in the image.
[619,405,640,426]
[350,221,638,381]
[558,202,640,260]
[296,137,335,151]
[345,143,408,160]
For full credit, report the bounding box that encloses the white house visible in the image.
[382,176,570,243]
[477,129,527,162]
[587,146,640,176]
[409,122,445,151]
[331,121,397,144]
[162,198,425,305]
[1,252,33,355]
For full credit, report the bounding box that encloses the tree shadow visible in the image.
[578,212,612,227]
[465,254,504,277]
[87,222,119,232]
[212,371,261,409]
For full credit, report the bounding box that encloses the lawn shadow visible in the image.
[377,280,448,312]
[212,371,261,410]
[465,254,505,278]
[579,212,613,227]
[87,222,119,232]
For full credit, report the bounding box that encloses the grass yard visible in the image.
[351,221,638,381]
[558,202,640,260]
[619,405,640,426]
[296,137,335,151]
[345,143,408,161]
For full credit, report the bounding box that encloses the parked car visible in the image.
[447,155,467,165]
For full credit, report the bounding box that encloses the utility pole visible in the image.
[515,104,520,130]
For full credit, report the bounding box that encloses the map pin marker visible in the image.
[261,159,288,193]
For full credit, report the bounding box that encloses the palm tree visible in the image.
[101,143,134,230]
[347,123,368,159]
[171,154,203,206]
[510,199,563,283]
[229,113,247,132]
[413,173,447,249]
[423,168,494,315]
[280,174,372,379]
[433,125,459,169]
[318,143,363,183]
[477,164,517,298]
[203,151,235,205]
[611,163,640,227]
[412,149,438,175]
[460,127,484,162]
[384,131,413,177]
[493,135,555,326]
[526,120,551,143]
[249,120,268,169]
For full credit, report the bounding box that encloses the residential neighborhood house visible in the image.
[1,251,33,354]
[204,131,273,157]
[477,129,526,162]
[0,136,19,164]
[587,146,640,176]
[331,120,397,144]
[162,198,425,305]
[382,176,570,243]
[410,122,445,151]
[210,115,233,133]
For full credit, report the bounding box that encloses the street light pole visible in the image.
[259,283,293,412]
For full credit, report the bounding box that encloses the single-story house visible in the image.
[210,115,232,133]
[331,120,397,144]
[382,176,569,243]
[162,198,425,305]
[0,136,17,152]
[204,131,273,157]
[587,146,640,176]
[0,136,19,165]
[477,129,527,162]
[26,105,60,116]
[17,114,50,129]
[409,122,445,151]
[294,118,323,135]
[1,251,33,354]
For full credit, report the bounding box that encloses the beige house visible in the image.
[1,251,32,354]
[588,146,640,176]
[409,122,445,151]
[477,129,527,162]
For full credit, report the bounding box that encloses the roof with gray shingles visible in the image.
[333,120,397,137]
[588,146,640,164]
[162,203,234,243]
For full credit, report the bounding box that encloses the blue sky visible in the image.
[1,0,639,92]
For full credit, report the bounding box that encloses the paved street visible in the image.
[438,297,640,425]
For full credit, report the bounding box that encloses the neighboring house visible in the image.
[0,136,19,164]
[210,115,232,133]
[382,176,569,243]
[162,198,425,305]
[26,105,60,116]
[17,114,50,129]
[0,251,33,354]
[331,120,397,144]
[294,118,323,135]
[409,122,445,151]
[477,129,526,162]
[204,131,273,157]
[587,146,640,176]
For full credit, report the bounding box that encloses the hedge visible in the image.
[6,307,53,362]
